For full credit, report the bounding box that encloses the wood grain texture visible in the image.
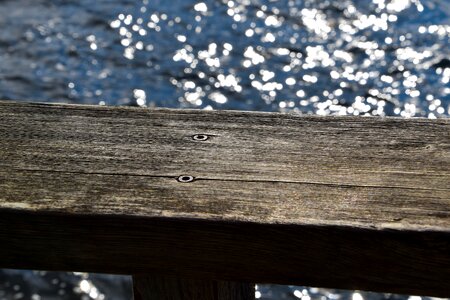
[0,100,449,296]
[132,275,254,300]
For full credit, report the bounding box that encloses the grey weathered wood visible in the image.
[132,275,254,300]
[0,100,449,297]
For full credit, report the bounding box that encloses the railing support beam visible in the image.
[132,274,254,300]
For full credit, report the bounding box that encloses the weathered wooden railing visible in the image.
[0,100,449,299]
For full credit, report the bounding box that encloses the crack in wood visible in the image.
[8,167,450,191]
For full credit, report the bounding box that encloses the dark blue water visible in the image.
[1,0,449,115]
[0,0,449,299]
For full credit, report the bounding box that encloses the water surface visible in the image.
[0,0,449,116]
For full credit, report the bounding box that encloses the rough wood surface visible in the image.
[0,100,449,296]
[132,275,254,300]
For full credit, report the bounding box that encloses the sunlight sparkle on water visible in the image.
[5,0,448,115]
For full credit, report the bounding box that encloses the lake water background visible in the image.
[0,0,449,299]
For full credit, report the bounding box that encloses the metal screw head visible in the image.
[192,134,209,141]
[177,175,195,183]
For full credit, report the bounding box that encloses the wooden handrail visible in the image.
[0,100,449,298]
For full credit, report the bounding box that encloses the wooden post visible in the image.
[132,275,254,300]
